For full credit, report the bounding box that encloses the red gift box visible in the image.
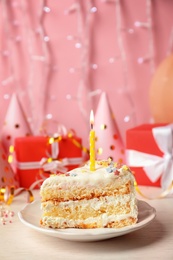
[15,135,83,188]
[126,124,168,187]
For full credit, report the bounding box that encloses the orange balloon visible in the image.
[149,54,173,123]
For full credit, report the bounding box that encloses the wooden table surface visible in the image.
[0,187,173,260]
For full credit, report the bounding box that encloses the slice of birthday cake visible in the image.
[40,160,138,229]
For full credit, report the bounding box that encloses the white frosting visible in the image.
[40,161,134,191]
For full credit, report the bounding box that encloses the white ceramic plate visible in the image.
[18,200,156,242]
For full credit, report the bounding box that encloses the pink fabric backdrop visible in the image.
[0,0,173,148]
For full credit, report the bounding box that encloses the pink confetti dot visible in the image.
[9,211,15,217]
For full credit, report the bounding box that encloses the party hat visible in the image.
[0,141,19,188]
[1,93,32,153]
[95,92,125,163]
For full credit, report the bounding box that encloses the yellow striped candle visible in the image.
[89,110,95,171]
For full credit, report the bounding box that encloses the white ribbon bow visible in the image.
[126,125,173,191]
[40,157,83,173]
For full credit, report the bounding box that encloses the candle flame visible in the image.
[90,110,94,129]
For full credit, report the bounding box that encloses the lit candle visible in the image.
[90,110,95,171]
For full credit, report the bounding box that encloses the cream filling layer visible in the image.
[42,194,136,211]
[41,195,138,227]
[42,210,138,227]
